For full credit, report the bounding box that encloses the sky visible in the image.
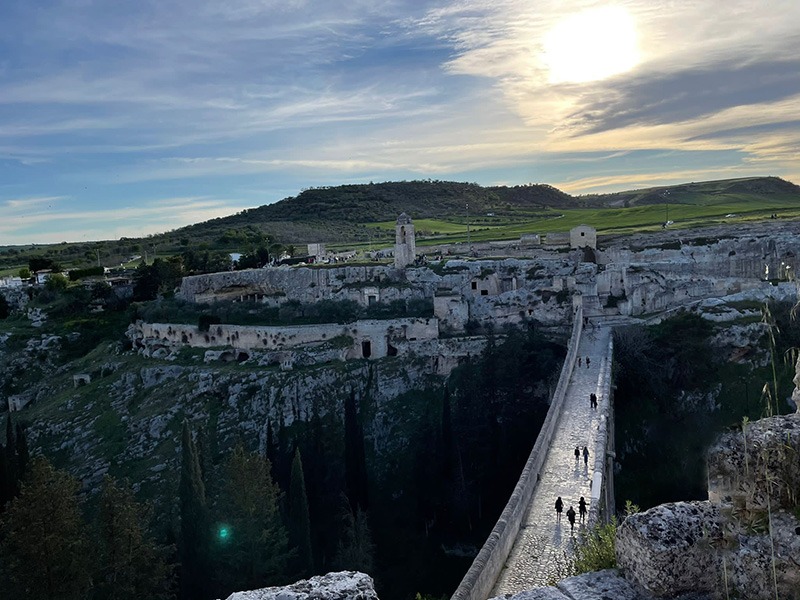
[1,0,799,245]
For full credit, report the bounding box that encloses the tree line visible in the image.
[0,322,564,600]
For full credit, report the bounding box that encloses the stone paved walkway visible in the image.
[491,324,613,595]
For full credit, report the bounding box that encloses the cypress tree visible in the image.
[4,414,18,500]
[178,421,212,600]
[215,444,289,594]
[0,456,92,599]
[441,383,454,477]
[0,447,8,510]
[344,390,368,513]
[15,423,29,483]
[287,448,313,578]
[96,475,173,600]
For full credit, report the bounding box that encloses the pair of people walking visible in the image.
[574,445,589,465]
[589,392,597,409]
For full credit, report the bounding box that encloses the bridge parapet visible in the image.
[451,306,584,600]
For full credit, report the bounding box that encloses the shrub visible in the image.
[198,314,221,332]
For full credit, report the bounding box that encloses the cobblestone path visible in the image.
[490,324,613,595]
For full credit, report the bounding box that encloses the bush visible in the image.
[570,501,639,576]
[44,273,68,292]
[68,266,104,281]
[198,314,221,332]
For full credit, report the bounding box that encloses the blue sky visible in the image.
[1,0,799,244]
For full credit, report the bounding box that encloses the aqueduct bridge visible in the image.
[452,305,617,599]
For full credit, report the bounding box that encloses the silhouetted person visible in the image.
[566,506,576,531]
[579,496,587,522]
[578,356,582,367]
[586,356,591,368]
[574,445,580,460]
[555,496,564,520]
[590,392,597,409]
[583,446,589,465]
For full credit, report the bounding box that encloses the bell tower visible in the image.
[394,213,416,269]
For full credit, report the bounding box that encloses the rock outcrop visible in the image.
[616,502,722,597]
[614,413,800,600]
[225,571,378,600]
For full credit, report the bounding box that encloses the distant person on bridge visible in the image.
[579,497,588,522]
[574,446,580,461]
[566,506,576,532]
[555,496,564,521]
[586,356,591,368]
[590,392,597,409]
[578,356,582,367]
[583,446,589,465]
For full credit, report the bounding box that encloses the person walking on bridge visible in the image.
[590,392,597,409]
[574,445,580,461]
[578,496,588,522]
[555,496,564,521]
[566,506,577,532]
[583,446,589,466]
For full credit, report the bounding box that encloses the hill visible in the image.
[584,176,800,208]
[0,176,798,274]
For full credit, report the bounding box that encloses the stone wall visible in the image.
[129,317,439,361]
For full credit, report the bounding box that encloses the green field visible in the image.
[360,194,800,248]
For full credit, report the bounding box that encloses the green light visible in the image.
[218,526,230,540]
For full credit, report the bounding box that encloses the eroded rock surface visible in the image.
[225,571,377,600]
[707,412,800,511]
[616,502,721,597]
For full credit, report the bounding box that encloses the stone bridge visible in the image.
[451,305,617,600]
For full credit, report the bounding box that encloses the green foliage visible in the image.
[448,323,562,533]
[198,313,222,332]
[344,390,369,513]
[570,501,639,576]
[287,448,313,578]
[68,265,104,281]
[134,257,185,301]
[95,476,174,600]
[178,421,213,600]
[17,268,30,279]
[613,304,799,511]
[28,256,59,273]
[332,503,374,573]
[44,272,68,292]
[214,444,289,593]
[0,457,92,600]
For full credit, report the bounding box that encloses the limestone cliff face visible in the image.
[21,346,446,498]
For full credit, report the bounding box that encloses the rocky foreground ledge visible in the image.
[225,571,378,600]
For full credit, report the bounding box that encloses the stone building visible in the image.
[394,213,416,269]
[569,224,597,249]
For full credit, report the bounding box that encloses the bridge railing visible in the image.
[451,305,584,600]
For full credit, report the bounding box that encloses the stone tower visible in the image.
[394,213,416,269]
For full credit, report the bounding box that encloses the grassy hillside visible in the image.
[1,177,798,274]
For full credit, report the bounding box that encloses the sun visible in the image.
[542,5,639,84]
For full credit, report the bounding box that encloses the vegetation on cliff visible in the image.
[613,303,800,511]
